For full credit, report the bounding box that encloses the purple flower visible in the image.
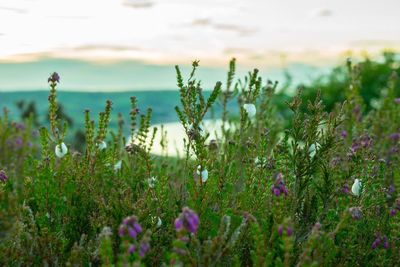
[139,241,150,257]
[341,130,348,138]
[128,244,136,254]
[371,237,381,250]
[48,72,60,83]
[271,172,288,197]
[118,215,142,240]
[14,122,25,131]
[394,98,400,104]
[389,208,397,216]
[174,207,200,234]
[342,183,350,194]
[278,225,293,237]
[382,236,390,249]
[272,187,281,196]
[0,170,8,182]
[349,207,362,220]
[278,225,284,236]
[15,137,23,148]
[389,133,400,142]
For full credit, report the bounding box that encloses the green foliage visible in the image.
[0,57,400,266]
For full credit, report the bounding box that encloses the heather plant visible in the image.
[0,57,399,266]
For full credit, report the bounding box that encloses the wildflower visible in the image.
[278,225,293,236]
[271,172,288,197]
[342,183,350,194]
[388,133,400,142]
[156,217,162,228]
[349,207,362,220]
[196,165,208,183]
[394,98,400,104]
[147,176,157,188]
[174,207,200,234]
[118,215,142,239]
[0,170,8,182]
[139,241,150,257]
[278,225,284,236]
[371,235,389,250]
[55,142,68,158]
[243,103,256,118]
[48,72,60,83]
[97,141,107,150]
[114,160,122,171]
[14,122,25,131]
[371,236,381,250]
[128,244,136,254]
[389,208,397,216]
[382,236,390,249]
[351,179,362,196]
[341,130,348,138]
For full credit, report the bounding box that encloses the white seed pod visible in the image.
[197,165,209,183]
[98,141,107,150]
[243,103,256,118]
[351,179,362,196]
[55,142,68,158]
[147,176,157,188]
[156,217,162,228]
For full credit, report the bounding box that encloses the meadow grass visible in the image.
[0,58,400,266]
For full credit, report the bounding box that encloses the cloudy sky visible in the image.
[0,0,399,90]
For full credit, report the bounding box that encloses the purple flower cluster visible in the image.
[388,132,400,142]
[13,122,25,131]
[278,225,293,236]
[371,235,389,250]
[48,72,60,83]
[0,170,8,182]
[394,98,400,104]
[342,183,350,194]
[271,173,288,197]
[349,134,372,155]
[348,206,362,220]
[389,198,400,216]
[118,215,151,257]
[174,207,200,234]
[119,215,142,239]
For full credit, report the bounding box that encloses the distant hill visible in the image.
[0,90,234,132]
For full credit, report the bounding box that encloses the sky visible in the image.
[0,0,399,90]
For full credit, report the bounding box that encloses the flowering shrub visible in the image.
[0,58,400,266]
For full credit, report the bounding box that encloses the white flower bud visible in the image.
[55,142,68,158]
[197,165,209,183]
[97,141,107,150]
[351,179,362,196]
[243,103,256,118]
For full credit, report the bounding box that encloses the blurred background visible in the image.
[1,0,400,152]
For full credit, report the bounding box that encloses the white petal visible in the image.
[197,165,209,183]
[98,141,107,150]
[243,103,256,118]
[351,179,362,196]
[55,142,68,158]
[157,217,162,228]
